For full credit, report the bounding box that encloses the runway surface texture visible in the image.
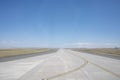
[0,49,120,80]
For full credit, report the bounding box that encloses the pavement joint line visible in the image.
[69,50,120,79]
[17,49,120,80]
[17,56,54,80]
[46,52,88,80]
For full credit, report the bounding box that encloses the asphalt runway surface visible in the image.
[0,49,120,80]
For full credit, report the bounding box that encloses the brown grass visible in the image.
[0,48,50,58]
[71,48,120,55]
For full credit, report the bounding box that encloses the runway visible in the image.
[0,49,120,80]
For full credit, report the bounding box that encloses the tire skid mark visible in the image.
[47,60,88,80]
[46,52,88,80]
[69,50,120,79]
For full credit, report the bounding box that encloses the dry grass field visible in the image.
[0,48,50,58]
[71,48,120,55]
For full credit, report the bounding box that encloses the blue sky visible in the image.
[0,0,120,48]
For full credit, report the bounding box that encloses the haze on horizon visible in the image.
[0,0,120,48]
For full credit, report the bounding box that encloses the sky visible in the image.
[0,0,120,48]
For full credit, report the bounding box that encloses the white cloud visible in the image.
[0,40,119,48]
[67,42,120,48]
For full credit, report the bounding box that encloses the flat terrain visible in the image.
[71,48,120,60]
[0,49,120,80]
[71,48,120,55]
[0,48,50,58]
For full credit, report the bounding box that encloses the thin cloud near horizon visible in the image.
[0,41,119,48]
[0,0,120,48]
